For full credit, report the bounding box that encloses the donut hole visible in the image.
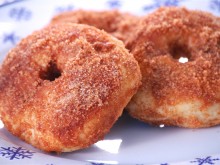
[39,61,61,81]
[169,43,191,63]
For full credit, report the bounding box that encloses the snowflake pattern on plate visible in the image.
[54,4,74,14]
[106,0,121,9]
[0,146,34,160]
[142,0,181,12]
[9,7,32,21]
[2,32,21,45]
[190,156,220,165]
[210,0,220,12]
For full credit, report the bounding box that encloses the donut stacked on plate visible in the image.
[0,7,220,152]
[50,10,139,45]
[126,7,220,128]
[0,23,141,152]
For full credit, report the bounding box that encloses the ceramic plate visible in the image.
[0,0,220,164]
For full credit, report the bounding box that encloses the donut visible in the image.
[0,23,141,152]
[50,9,140,44]
[126,7,220,128]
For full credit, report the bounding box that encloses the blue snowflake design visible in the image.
[0,146,35,160]
[9,7,32,21]
[210,0,220,12]
[190,156,220,165]
[55,4,74,14]
[143,0,181,11]
[2,32,21,45]
[106,0,121,9]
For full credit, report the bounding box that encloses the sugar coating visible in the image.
[50,10,140,45]
[127,7,220,128]
[0,23,141,152]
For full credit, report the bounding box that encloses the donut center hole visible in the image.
[39,61,61,81]
[169,43,191,63]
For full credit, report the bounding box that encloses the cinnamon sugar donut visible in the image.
[127,7,220,128]
[0,23,141,152]
[50,10,140,44]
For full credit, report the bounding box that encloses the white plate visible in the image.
[0,0,220,165]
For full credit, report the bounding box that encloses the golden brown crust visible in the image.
[0,23,141,152]
[50,9,140,44]
[126,7,220,128]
